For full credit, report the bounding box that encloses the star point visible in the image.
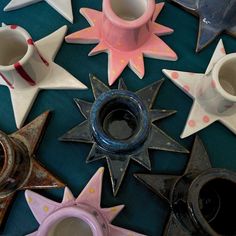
[4,0,74,23]
[163,39,236,138]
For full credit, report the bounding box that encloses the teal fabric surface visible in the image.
[1,0,236,235]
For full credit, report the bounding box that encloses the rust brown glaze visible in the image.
[0,111,64,228]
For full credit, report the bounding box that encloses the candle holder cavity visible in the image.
[169,0,236,52]
[163,40,236,138]
[0,24,86,128]
[0,111,64,228]
[25,168,145,236]
[59,75,188,196]
[65,0,177,85]
[135,136,236,236]
[4,0,74,23]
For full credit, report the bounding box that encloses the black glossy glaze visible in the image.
[170,0,236,52]
[60,74,188,196]
[135,136,236,236]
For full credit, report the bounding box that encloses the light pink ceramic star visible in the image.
[66,2,177,85]
[25,168,145,236]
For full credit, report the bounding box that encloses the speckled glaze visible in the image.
[65,0,177,85]
[0,111,64,229]
[25,168,145,236]
[60,75,188,196]
[135,136,236,236]
[170,0,236,52]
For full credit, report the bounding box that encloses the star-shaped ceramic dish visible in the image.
[66,0,177,85]
[169,0,236,52]
[0,24,86,128]
[60,75,188,196]
[0,111,64,228]
[4,0,74,23]
[25,168,145,236]
[163,39,236,138]
[135,136,236,235]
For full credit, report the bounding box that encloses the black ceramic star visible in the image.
[60,75,188,196]
[0,112,64,228]
[135,136,236,235]
[170,0,236,51]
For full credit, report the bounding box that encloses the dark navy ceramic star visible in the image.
[60,75,188,196]
[171,0,236,51]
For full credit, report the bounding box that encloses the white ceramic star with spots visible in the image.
[0,24,86,128]
[4,0,74,23]
[163,39,236,138]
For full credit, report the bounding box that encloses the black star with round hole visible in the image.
[135,136,236,235]
[170,0,236,52]
[60,75,188,196]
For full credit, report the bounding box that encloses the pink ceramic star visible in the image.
[25,168,145,235]
[66,2,177,85]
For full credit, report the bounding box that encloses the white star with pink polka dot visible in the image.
[163,39,236,138]
[4,0,73,23]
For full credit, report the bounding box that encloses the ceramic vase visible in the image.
[25,168,145,236]
[0,24,86,128]
[66,0,177,85]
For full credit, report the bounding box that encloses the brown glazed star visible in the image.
[0,111,64,227]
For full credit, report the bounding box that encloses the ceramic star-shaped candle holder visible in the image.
[169,0,236,52]
[0,111,64,228]
[65,0,177,86]
[135,136,236,236]
[0,24,86,128]
[4,0,74,23]
[25,168,145,236]
[163,40,236,138]
[60,75,188,196]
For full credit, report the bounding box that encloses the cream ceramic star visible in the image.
[4,0,74,23]
[0,25,87,128]
[163,39,236,138]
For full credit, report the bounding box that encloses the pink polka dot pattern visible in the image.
[188,120,196,127]
[171,71,179,79]
[211,80,216,89]
[183,85,190,92]
[203,115,210,123]
[221,47,226,54]
[10,25,17,29]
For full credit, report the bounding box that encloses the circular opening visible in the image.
[199,179,236,235]
[100,99,139,140]
[0,29,28,66]
[110,0,147,21]
[218,57,236,96]
[0,142,5,173]
[48,217,93,236]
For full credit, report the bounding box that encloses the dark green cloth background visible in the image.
[1,0,236,235]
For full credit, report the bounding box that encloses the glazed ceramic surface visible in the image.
[135,136,236,236]
[60,75,188,196]
[65,0,177,85]
[25,168,145,236]
[170,0,236,52]
[0,24,86,128]
[163,39,236,138]
[0,111,64,228]
[4,0,74,23]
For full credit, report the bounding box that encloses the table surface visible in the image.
[1,0,236,235]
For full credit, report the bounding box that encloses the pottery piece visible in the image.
[135,136,236,236]
[163,40,236,138]
[0,111,64,228]
[0,24,86,128]
[25,167,145,236]
[65,0,177,86]
[4,0,74,23]
[169,0,236,52]
[59,74,188,196]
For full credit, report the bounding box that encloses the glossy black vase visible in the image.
[135,136,236,236]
